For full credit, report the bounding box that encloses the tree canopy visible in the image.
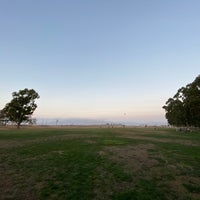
[3,88,40,128]
[0,109,9,125]
[163,75,200,127]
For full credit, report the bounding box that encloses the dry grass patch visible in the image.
[100,141,200,199]
[104,144,158,173]
[0,134,99,149]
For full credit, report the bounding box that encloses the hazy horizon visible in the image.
[34,117,167,126]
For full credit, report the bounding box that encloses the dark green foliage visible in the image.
[0,109,9,125]
[163,75,200,127]
[2,88,39,128]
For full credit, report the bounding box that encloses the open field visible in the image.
[0,127,200,200]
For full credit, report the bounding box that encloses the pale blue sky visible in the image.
[0,0,200,124]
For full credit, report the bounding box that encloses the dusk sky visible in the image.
[0,0,200,124]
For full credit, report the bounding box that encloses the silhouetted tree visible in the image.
[3,88,40,128]
[163,75,200,127]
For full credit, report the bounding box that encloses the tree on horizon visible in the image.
[2,88,40,128]
[163,75,200,127]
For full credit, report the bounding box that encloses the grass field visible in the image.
[0,126,200,200]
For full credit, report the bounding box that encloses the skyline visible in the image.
[1,1,200,125]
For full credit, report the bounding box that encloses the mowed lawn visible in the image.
[0,127,200,200]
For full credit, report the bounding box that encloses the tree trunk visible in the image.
[17,122,21,129]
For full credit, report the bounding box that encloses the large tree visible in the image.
[163,75,200,127]
[3,88,40,128]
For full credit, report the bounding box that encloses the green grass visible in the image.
[0,127,200,199]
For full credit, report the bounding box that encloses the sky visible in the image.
[0,0,200,125]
